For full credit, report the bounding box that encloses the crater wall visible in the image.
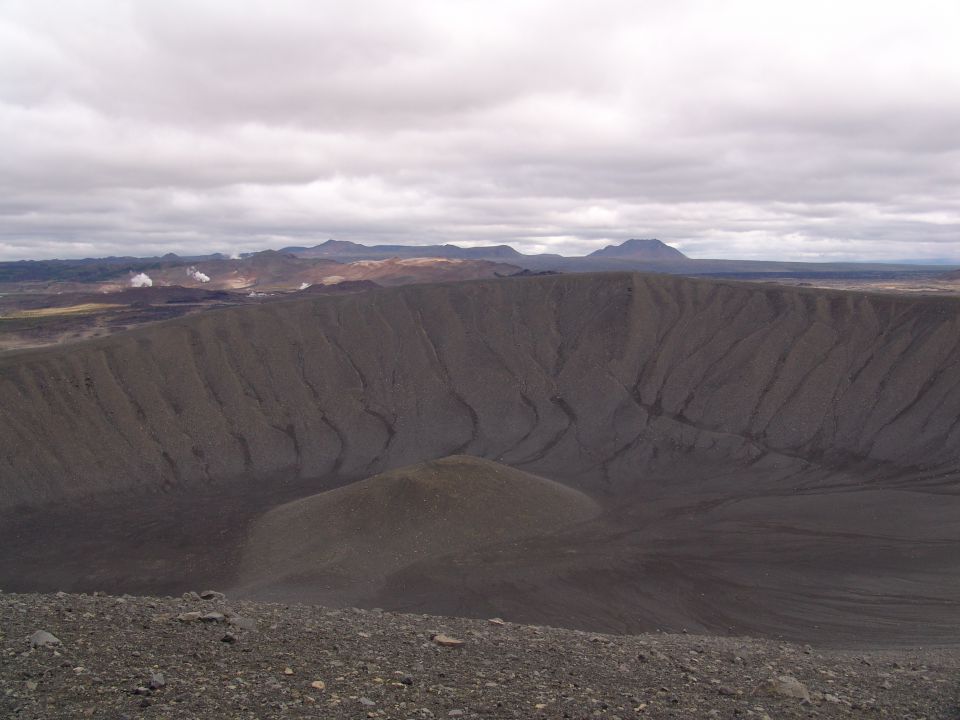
[1,273,958,509]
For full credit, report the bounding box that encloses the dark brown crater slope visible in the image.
[237,455,599,604]
[1,272,958,645]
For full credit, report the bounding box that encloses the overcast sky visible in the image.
[1,1,958,262]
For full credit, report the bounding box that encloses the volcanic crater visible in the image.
[1,272,959,646]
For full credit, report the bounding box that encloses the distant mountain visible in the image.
[282,239,364,257]
[284,238,692,265]
[281,238,956,277]
[588,238,688,261]
[283,239,531,261]
[4,239,955,291]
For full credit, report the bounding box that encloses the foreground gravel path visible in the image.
[1,592,957,719]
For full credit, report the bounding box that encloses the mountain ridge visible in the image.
[587,238,688,260]
[5,239,957,285]
[279,238,955,275]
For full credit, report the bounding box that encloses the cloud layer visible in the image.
[1,0,958,261]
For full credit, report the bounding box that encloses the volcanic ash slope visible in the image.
[237,455,600,603]
[2,272,960,644]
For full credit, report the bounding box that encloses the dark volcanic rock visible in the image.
[507,268,561,276]
[227,615,257,632]
[1,592,958,720]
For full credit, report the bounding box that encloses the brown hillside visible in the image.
[237,455,599,603]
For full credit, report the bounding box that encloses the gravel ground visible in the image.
[1,592,957,719]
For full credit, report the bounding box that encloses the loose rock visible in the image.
[227,615,257,632]
[29,629,62,648]
[431,633,465,648]
[756,675,811,702]
[2,592,958,719]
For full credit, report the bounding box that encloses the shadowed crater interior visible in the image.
[1,272,958,646]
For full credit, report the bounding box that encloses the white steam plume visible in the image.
[187,266,211,283]
[130,272,153,287]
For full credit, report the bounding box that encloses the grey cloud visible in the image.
[0,0,958,262]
